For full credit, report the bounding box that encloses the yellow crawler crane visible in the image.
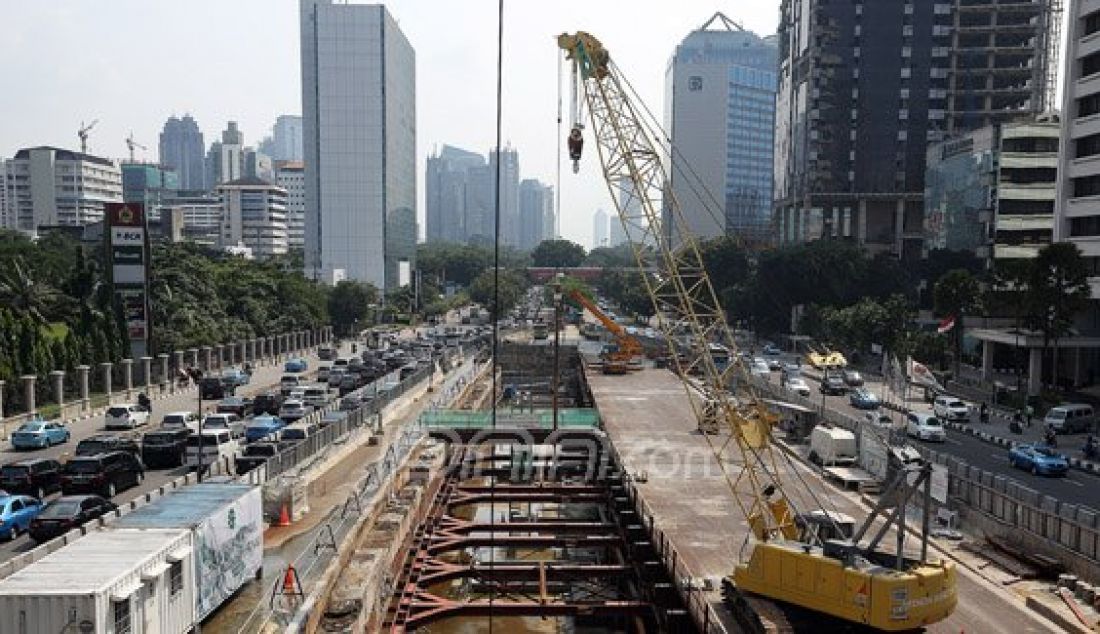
[558,31,956,631]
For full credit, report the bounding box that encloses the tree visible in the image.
[328,280,378,335]
[469,269,526,316]
[1026,243,1091,387]
[584,244,635,268]
[696,236,749,294]
[0,256,61,324]
[933,269,982,373]
[531,239,586,268]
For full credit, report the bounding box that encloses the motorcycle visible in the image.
[1044,429,1058,448]
[1084,438,1098,460]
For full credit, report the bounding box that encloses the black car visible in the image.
[0,459,63,500]
[252,391,284,416]
[199,376,230,399]
[216,396,253,417]
[28,495,117,543]
[819,373,848,396]
[235,441,293,475]
[141,428,190,468]
[61,452,144,498]
[75,434,140,458]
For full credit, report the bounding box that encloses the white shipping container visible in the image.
[809,425,858,466]
[0,528,195,634]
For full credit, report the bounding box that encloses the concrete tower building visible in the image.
[158,114,205,190]
[300,0,416,288]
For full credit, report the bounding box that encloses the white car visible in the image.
[302,385,330,409]
[201,413,245,439]
[278,399,310,423]
[933,396,970,422]
[104,404,150,430]
[906,412,946,442]
[786,378,812,397]
[161,411,200,433]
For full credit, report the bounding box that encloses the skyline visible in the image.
[0,1,782,249]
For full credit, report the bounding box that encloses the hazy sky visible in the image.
[0,1,781,249]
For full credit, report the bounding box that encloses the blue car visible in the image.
[11,420,70,450]
[1009,444,1069,476]
[848,388,881,410]
[762,343,782,356]
[284,357,309,373]
[0,494,43,540]
[245,415,286,443]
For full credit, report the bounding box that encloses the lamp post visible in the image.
[552,275,563,432]
[197,387,204,483]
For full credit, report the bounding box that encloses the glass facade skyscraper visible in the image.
[300,0,416,289]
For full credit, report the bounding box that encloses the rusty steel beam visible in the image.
[392,589,651,631]
[455,483,606,494]
[415,557,631,586]
[434,515,617,535]
[427,533,620,555]
[446,491,606,509]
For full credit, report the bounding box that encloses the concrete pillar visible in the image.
[76,366,90,411]
[216,344,225,369]
[981,341,994,383]
[158,354,170,388]
[1028,348,1042,397]
[21,375,36,414]
[141,356,153,389]
[121,358,134,397]
[50,370,65,407]
[894,199,905,255]
[0,380,5,418]
[100,363,113,401]
[227,343,235,367]
[202,346,212,372]
[187,348,199,370]
[173,350,184,374]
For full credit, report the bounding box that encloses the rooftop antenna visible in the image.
[698,11,745,32]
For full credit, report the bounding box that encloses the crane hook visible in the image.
[567,125,584,174]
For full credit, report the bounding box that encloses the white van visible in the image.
[161,411,200,432]
[1045,403,1097,434]
[184,430,239,470]
[809,425,857,466]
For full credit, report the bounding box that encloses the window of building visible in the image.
[688,76,703,91]
[1070,216,1100,238]
[1002,137,1059,153]
[1001,167,1056,184]
[1080,93,1100,118]
[1074,174,1100,197]
[170,561,184,597]
[1085,10,1100,37]
[113,599,132,634]
[1083,51,1100,79]
[998,199,1054,215]
[1078,133,1100,159]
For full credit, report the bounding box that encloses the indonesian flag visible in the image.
[937,315,956,334]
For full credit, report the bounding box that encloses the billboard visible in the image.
[106,203,151,358]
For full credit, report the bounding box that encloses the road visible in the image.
[0,343,339,560]
[758,356,1100,510]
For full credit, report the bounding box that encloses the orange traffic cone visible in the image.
[283,565,299,594]
[276,503,291,527]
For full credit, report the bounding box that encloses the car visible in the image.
[786,377,812,397]
[140,428,190,469]
[160,411,200,432]
[1009,444,1069,476]
[199,376,230,399]
[0,495,44,541]
[216,396,253,417]
[933,396,971,422]
[1044,403,1097,434]
[61,452,145,498]
[842,370,864,387]
[280,421,319,444]
[819,373,848,396]
[327,369,347,389]
[750,359,771,377]
[278,399,310,423]
[28,495,117,543]
[317,365,332,382]
[318,346,335,361]
[201,413,245,440]
[762,343,782,356]
[252,391,284,416]
[221,367,252,388]
[302,385,330,408]
[184,430,240,470]
[339,394,363,411]
[11,420,70,450]
[284,357,309,373]
[75,434,141,458]
[339,375,360,396]
[906,412,946,442]
[104,403,150,430]
[848,388,881,410]
[0,459,63,500]
[245,415,286,443]
[235,441,292,475]
[319,411,348,429]
[864,411,897,428]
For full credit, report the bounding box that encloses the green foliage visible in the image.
[696,237,749,294]
[417,242,530,288]
[531,239,586,268]
[583,244,635,268]
[328,280,379,335]
[1026,243,1091,346]
[933,268,983,370]
[594,269,654,318]
[468,269,527,316]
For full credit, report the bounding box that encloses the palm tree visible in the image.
[0,257,60,324]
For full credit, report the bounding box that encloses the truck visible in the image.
[0,528,195,633]
[808,425,858,466]
[112,482,264,621]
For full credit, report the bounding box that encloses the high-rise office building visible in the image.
[426,145,485,244]
[158,114,205,190]
[276,161,306,250]
[269,115,304,162]
[664,13,778,246]
[206,121,245,188]
[1,147,122,232]
[519,179,554,250]
[491,147,521,248]
[244,148,274,182]
[593,208,609,249]
[121,163,180,221]
[774,0,1060,259]
[216,177,289,258]
[301,0,416,288]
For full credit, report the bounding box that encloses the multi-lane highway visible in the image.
[757,354,1100,509]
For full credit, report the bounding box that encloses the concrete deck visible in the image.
[588,366,1060,633]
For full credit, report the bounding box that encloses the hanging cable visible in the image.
[488,0,505,630]
[556,47,563,238]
